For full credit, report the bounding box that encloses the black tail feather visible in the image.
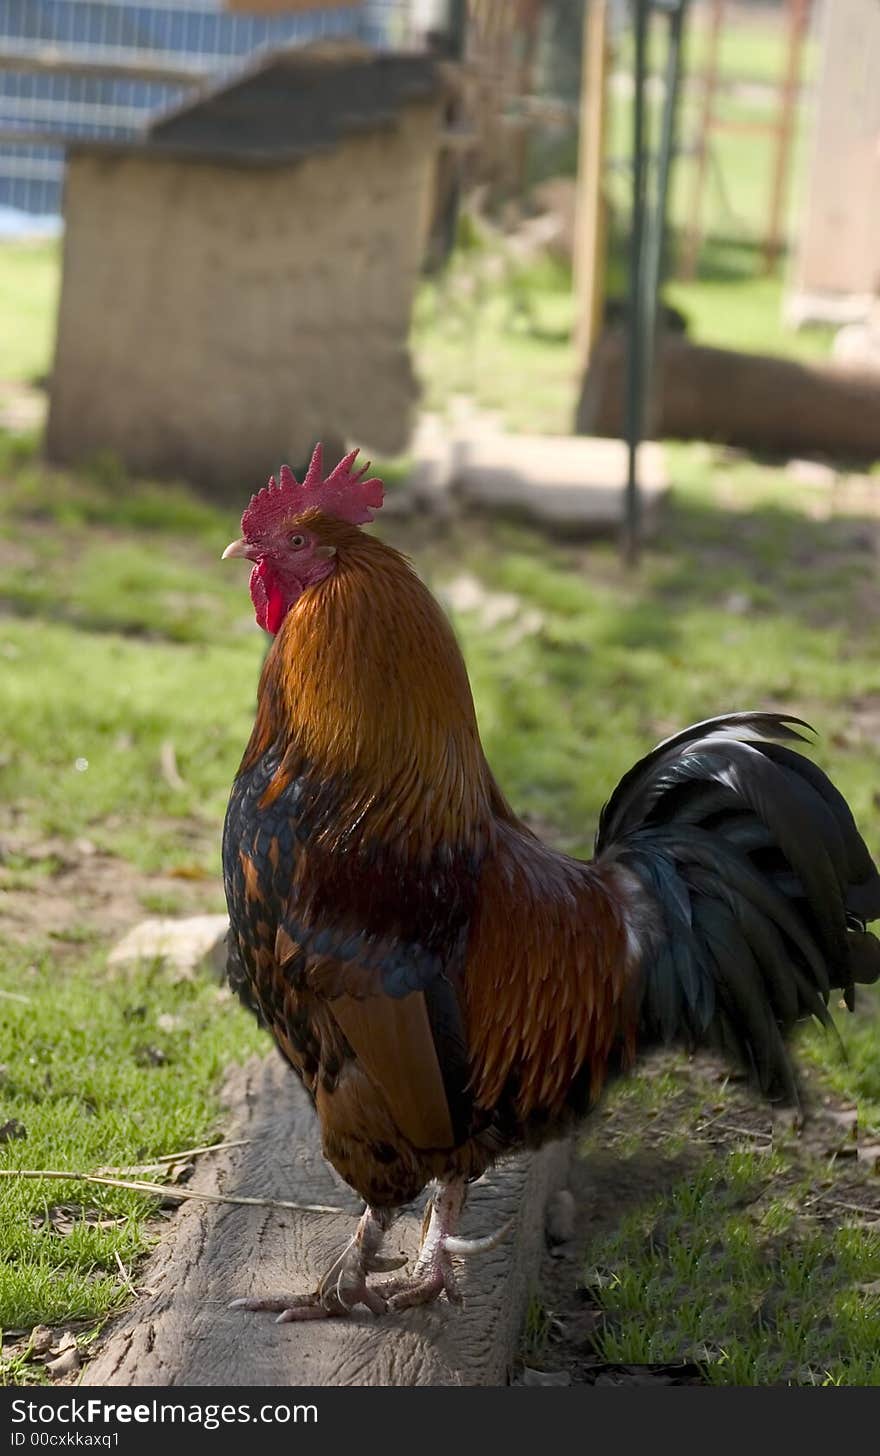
[596,712,880,1100]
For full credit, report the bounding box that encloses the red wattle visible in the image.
[249,560,288,635]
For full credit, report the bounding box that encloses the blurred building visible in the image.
[46,45,441,489]
[0,1,401,220]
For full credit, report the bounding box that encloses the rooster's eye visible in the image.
[289,534,306,549]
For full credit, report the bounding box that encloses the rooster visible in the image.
[222,445,880,1322]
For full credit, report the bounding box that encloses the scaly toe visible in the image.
[376,1253,461,1311]
[275,1301,343,1324]
[230,1293,330,1318]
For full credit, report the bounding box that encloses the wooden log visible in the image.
[577,329,880,462]
[82,1055,570,1387]
[573,0,611,372]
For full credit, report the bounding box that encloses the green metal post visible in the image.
[623,0,649,566]
[623,0,689,566]
[640,0,689,434]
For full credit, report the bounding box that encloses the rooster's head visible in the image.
[223,443,384,634]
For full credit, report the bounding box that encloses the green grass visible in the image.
[0,435,263,869]
[0,241,60,385]
[0,434,269,1379]
[4,410,880,1382]
[1,83,879,1382]
[6,416,880,1380]
[575,1041,880,1386]
[585,1148,880,1385]
[0,945,265,1339]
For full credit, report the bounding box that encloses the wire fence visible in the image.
[0,1,418,220]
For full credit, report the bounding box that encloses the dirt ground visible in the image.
[0,821,223,948]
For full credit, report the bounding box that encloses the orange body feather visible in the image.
[223,448,880,1324]
[225,514,644,1206]
[225,505,880,1220]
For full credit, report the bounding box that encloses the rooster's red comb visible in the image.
[241,444,384,539]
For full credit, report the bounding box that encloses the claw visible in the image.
[445,1217,514,1256]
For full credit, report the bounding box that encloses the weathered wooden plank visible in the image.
[83,1056,570,1387]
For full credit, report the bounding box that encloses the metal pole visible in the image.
[641,0,688,426]
[436,0,469,266]
[623,0,649,566]
[447,0,468,59]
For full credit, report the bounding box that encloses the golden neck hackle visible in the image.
[247,523,494,854]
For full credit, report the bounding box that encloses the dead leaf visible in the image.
[47,1346,80,1379]
[168,865,209,881]
[857,1280,880,1297]
[0,1119,26,1143]
[171,1159,195,1184]
[32,1203,128,1237]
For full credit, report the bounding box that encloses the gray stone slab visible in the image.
[457,432,668,535]
[83,1056,570,1387]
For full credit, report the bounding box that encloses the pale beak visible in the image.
[221,538,256,561]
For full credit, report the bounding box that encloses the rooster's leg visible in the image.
[372,1177,510,1311]
[229,1205,406,1322]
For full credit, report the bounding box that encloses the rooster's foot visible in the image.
[374,1179,512,1312]
[230,1205,404,1322]
[230,1178,511,1320]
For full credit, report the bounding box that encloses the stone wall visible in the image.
[47,101,438,494]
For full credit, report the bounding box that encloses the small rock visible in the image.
[545,1189,576,1246]
[521,1366,571,1386]
[30,1326,53,1356]
[458,433,668,537]
[857,1142,880,1171]
[108,915,229,979]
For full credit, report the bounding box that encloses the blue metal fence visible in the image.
[0,2,398,219]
